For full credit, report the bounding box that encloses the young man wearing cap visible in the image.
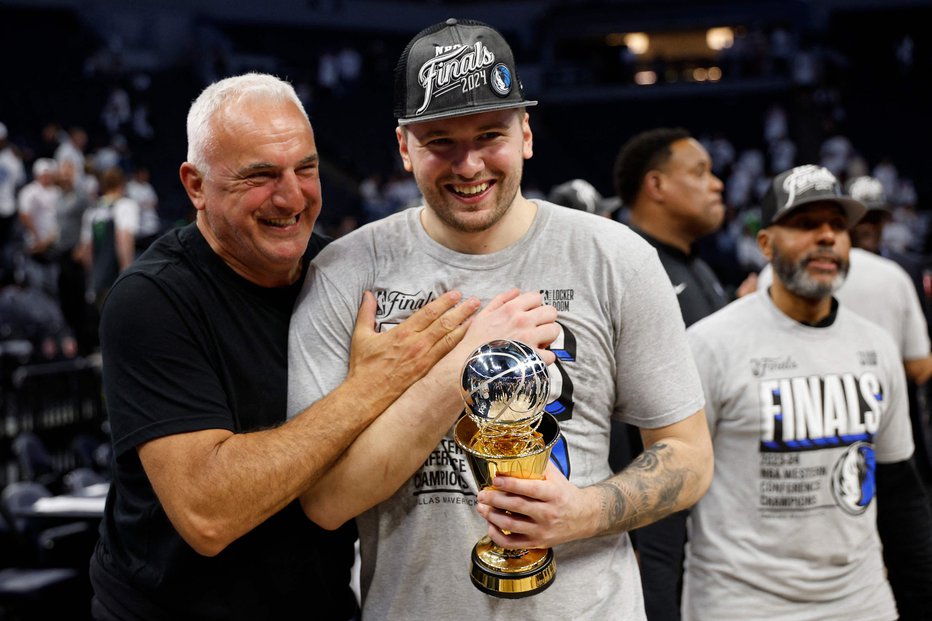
[288,18,712,620]
[680,164,932,620]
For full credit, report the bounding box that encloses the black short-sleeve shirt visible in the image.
[90,223,357,620]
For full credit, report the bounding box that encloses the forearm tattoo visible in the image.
[593,442,686,534]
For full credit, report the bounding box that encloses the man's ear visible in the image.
[522,112,533,160]
[396,126,413,172]
[757,227,774,262]
[179,162,206,212]
[641,170,666,202]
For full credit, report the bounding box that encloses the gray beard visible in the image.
[771,245,848,300]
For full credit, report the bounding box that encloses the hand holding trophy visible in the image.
[454,339,561,598]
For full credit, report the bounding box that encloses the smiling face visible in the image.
[180,94,321,287]
[396,108,532,236]
[759,202,851,300]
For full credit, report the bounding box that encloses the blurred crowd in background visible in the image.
[1,0,930,455]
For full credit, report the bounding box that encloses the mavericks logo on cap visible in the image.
[490,63,513,97]
[416,42,497,116]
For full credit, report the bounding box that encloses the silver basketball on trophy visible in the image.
[460,339,551,427]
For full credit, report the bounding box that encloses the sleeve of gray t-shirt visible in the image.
[286,257,360,419]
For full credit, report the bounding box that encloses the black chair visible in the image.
[0,481,94,569]
[11,432,58,491]
[62,467,108,494]
[0,483,84,620]
[0,481,53,563]
[71,432,113,481]
[92,441,113,480]
[70,433,102,469]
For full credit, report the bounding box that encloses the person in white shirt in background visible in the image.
[17,157,61,296]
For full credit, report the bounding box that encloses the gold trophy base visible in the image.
[469,535,556,598]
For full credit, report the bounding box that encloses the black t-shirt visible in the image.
[90,223,358,620]
[632,227,729,327]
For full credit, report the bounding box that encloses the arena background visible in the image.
[1,0,930,236]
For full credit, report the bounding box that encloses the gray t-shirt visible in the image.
[683,290,913,621]
[287,201,705,621]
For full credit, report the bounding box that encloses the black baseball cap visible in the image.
[761,165,866,229]
[393,18,537,126]
[845,175,889,212]
[548,179,608,215]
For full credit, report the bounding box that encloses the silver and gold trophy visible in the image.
[453,339,561,598]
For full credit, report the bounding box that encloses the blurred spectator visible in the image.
[732,207,768,274]
[383,170,421,212]
[768,137,796,175]
[896,35,914,76]
[359,173,395,223]
[0,122,27,261]
[54,159,94,354]
[17,158,61,296]
[76,167,140,308]
[317,49,340,98]
[338,46,363,95]
[763,103,789,143]
[54,126,89,182]
[92,134,132,175]
[35,121,63,160]
[125,165,162,252]
[132,103,155,140]
[101,86,132,136]
[847,174,929,318]
[0,271,77,362]
[702,132,735,178]
[819,133,854,177]
[847,176,892,255]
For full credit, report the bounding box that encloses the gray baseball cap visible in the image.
[393,18,537,126]
[845,175,889,212]
[761,165,866,229]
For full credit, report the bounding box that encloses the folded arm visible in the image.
[139,290,478,556]
[298,289,560,529]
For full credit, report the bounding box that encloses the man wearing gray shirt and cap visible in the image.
[683,164,932,620]
[288,17,713,621]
